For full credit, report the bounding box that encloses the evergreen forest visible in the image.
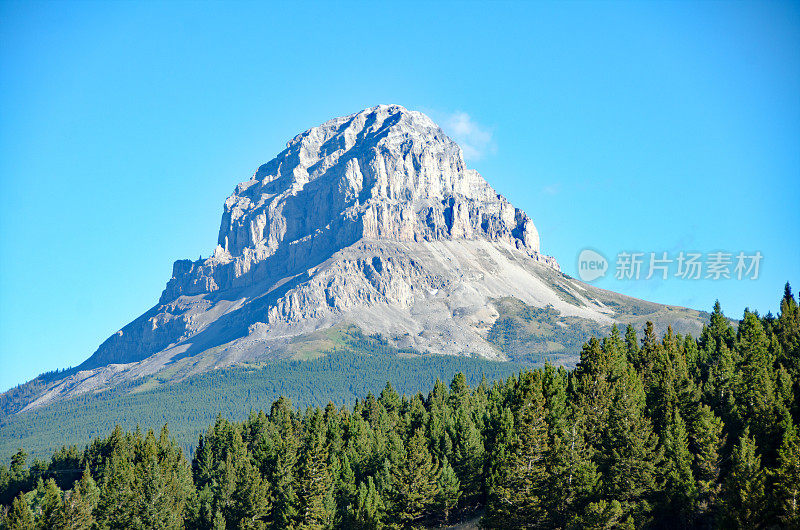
[1,284,798,529]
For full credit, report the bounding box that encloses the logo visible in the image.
[577,249,608,282]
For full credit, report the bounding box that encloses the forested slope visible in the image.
[0,284,798,529]
[0,346,528,462]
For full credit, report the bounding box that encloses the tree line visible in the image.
[0,345,526,462]
[0,283,798,529]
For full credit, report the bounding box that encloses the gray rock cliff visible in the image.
[161,104,555,303]
[17,104,706,411]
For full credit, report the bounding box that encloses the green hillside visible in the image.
[0,346,528,462]
[1,286,798,529]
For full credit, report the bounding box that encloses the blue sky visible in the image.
[1,1,798,392]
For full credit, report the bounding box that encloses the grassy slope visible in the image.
[485,294,710,366]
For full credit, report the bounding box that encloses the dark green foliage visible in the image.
[57,466,98,529]
[721,428,766,529]
[436,457,460,524]
[189,418,270,529]
[661,407,697,527]
[690,404,724,525]
[0,351,527,462]
[548,409,598,527]
[0,284,798,528]
[484,371,552,528]
[38,478,62,529]
[602,367,662,526]
[346,477,384,530]
[8,494,34,530]
[770,422,800,527]
[296,409,335,529]
[389,428,440,526]
[92,426,191,529]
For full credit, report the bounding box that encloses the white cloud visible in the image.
[440,111,496,161]
[542,184,561,196]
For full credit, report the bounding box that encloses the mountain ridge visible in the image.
[4,104,709,414]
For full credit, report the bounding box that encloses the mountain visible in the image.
[4,104,708,417]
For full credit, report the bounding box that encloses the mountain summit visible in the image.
[213,104,550,263]
[18,105,706,411]
[163,104,556,303]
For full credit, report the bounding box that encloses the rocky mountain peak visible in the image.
[215,104,525,257]
[15,106,707,411]
[62,104,577,380]
[162,105,556,303]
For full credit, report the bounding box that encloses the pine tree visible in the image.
[0,463,9,507]
[4,449,30,507]
[701,301,736,354]
[735,310,778,451]
[482,404,515,527]
[378,383,401,420]
[705,340,738,427]
[722,428,766,529]
[212,509,225,529]
[571,337,620,450]
[647,330,679,435]
[449,403,484,507]
[8,493,36,530]
[131,428,193,529]
[390,428,439,526]
[425,390,452,464]
[346,477,384,530]
[436,457,461,524]
[8,494,35,530]
[484,375,550,528]
[46,445,82,491]
[95,447,136,528]
[548,408,598,528]
[449,372,470,410]
[190,418,270,529]
[230,456,271,529]
[9,450,27,482]
[690,404,724,526]
[57,464,98,530]
[776,283,800,375]
[333,452,356,524]
[542,363,568,439]
[771,422,800,527]
[684,333,702,383]
[362,392,380,427]
[661,407,696,527]
[297,410,334,529]
[603,367,662,526]
[273,438,299,527]
[624,325,640,367]
[638,321,660,385]
[37,478,62,530]
[775,365,795,410]
[571,499,635,530]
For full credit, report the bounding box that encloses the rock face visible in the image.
[17,104,706,410]
[162,104,555,303]
[82,104,560,370]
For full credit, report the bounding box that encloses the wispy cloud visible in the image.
[440,111,496,161]
[541,184,561,196]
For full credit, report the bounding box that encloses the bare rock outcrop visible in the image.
[19,104,707,412]
[159,105,555,305]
